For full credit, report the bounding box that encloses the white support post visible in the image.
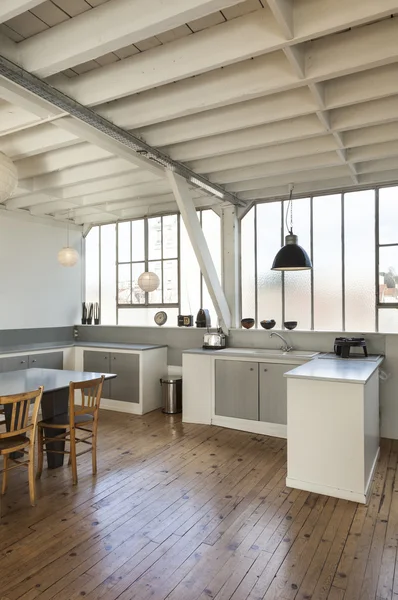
[167,171,232,332]
[222,206,240,329]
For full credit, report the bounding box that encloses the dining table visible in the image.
[1,368,116,468]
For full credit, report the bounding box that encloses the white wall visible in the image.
[0,211,82,329]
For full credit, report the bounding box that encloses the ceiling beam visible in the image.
[187,136,339,173]
[238,176,356,201]
[53,9,285,106]
[15,143,112,179]
[0,57,241,206]
[211,152,342,184]
[16,0,247,77]
[137,88,317,146]
[265,0,294,39]
[0,0,44,23]
[166,115,325,162]
[168,171,231,331]
[225,165,351,193]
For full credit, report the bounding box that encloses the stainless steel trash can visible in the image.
[160,376,182,414]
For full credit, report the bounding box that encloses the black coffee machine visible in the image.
[334,337,368,358]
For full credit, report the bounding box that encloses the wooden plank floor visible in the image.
[0,409,397,600]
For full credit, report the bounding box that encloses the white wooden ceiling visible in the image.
[0,0,398,227]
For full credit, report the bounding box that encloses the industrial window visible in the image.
[241,184,398,333]
[85,210,221,327]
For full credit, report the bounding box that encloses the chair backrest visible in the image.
[69,376,105,420]
[0,387,43,440]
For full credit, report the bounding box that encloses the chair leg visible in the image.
[92,428,97,476]
[36,426,44,479]
[1,454,8,495]
[28,446,36,506]
[69,427,78,485]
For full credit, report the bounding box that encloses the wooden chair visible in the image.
[37,376,104,485]
[0,387,44,506]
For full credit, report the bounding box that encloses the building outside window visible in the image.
[241,184,398,333]
[85,209,221,327]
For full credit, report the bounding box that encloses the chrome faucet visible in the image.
[270,332,293,353]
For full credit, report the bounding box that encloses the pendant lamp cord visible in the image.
[285,185,294,235]
[66,210,70,247]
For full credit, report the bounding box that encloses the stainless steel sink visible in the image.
[217,348,318,359]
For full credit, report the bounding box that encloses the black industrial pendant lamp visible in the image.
[271,186,312,271]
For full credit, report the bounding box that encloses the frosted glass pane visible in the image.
[378,309,398,333]
[148,260,162,304]
[256,203,283,327]
[163,259,178,303]
[344,190,375,331]
[100,224,116,324]
[379,186,398,244]
[180,219,200,316]
[118,308,179,327]
[202,209,221,326]
[131,219,144,261]
[117,221,130,262]
[118,264,131,304]
[313,194,342,330]
[148,217,162,259]
[85,226,99,303]
[241,207,256,322]
[283,198,311,329]
[131,262,145,304]
[162,214,178,259]
[379,246,398,304]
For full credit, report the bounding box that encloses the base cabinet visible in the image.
[215,359,291,426]
[109,352,139,403]
[215,360,258,420]
[259,363,290,425]
[0,351,63,373]
[83,350,139,403]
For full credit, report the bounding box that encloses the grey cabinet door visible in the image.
[1,355,29,372]
[259,363,289,425]
[83,351,111,398]
[215,360,258,420]
[28,352,63,370]
[109,352,139,403]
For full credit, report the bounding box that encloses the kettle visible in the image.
[196,308,211,328]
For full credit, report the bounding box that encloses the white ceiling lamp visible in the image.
[0,152,18,202]
[138,271,160,292]
[58,214,79,267]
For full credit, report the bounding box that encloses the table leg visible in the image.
[41,389,69,469]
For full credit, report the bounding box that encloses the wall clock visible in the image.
[154,311,167,326]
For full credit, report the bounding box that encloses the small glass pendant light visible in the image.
[271,185,312,271]
[58,213,79,267]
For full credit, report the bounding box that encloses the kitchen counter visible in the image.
[0,341,167,356]
[0,341,74,355]
[184,347,319,362]
[75,342,167,351]
[285,355,384,384]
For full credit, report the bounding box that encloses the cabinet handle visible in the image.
[32,359,37,363]
[21,360,26,364]
[264,369,267,372]
[250,367,254,371]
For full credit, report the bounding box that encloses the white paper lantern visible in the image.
[0,153,18,202]
[138,271,160,292]
[58,246,79,267]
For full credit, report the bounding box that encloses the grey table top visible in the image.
[284,356,384,384]
[0,368,116,395]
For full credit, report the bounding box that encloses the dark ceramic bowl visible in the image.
[284,321,297,330]
[260,320,276,330]
[241,318,255,329]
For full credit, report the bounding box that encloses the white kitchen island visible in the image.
[285,356,384,504]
